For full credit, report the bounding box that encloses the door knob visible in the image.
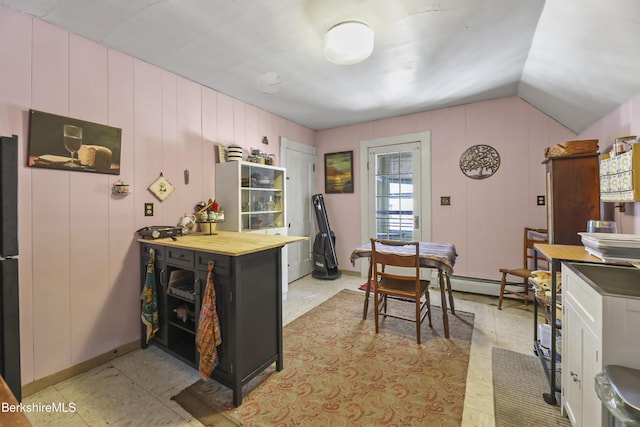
[570,371,581,384]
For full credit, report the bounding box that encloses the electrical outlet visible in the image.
[440,196,451,206]
[145,203,154,216]
[537,195,545,206]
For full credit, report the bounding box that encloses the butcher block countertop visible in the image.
[137,231,307,256]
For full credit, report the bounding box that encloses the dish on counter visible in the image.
[579,232,640,263]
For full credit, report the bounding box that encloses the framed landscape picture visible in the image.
[27,109,122,175]
[324,151,354,193]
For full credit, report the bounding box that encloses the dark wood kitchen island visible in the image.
[138,231,306,406]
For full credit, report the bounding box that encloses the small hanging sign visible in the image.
[148,172,175,201]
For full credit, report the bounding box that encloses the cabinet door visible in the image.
[545,155,599,245]
[563,299,583,426]
[582,325,604,426]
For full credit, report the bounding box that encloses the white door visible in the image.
[368,142,422,242]
[281,138,316,282]
[359,132,431,278]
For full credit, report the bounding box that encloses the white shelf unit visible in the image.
[215,160,289,297]
[215,161,286,235]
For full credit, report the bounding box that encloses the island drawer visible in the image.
[141,243,165,261]
[166,247,194,268]
[196,252,231,277]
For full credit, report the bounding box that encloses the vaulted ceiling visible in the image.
[3,0,640,133]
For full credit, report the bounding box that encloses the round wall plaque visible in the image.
[459,144,500,179]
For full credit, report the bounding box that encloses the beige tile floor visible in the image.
[23,273,537,426]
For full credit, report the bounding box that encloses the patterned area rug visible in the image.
[172,289,474,426]
[492,347,570,426]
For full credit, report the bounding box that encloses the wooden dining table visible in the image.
[350,241,458,338]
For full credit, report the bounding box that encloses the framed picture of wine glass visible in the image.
[27,109,122,175]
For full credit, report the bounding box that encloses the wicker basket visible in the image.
[544,139,599,158]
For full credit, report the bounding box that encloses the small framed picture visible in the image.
[148,174,175,201]
[324,151,354,193]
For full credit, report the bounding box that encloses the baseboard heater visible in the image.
[433,273,524,298]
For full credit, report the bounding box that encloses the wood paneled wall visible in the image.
[3,3,639,387]
[316,98,577,280]
[0,5,314,385]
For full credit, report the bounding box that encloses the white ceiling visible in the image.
[3,0,640,133]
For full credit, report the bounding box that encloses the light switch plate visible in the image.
[537,195,545,206]
[440,196,451,206]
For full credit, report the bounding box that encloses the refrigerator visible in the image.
[0,134,21,401]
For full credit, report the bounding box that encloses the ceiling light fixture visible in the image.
[324,21,374,65]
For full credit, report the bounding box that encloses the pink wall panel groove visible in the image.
[106,49,139,349]
[176,76,205,217]
[159,71,180,223]
[201,87,218,191]
[216,93,234,144]
[133,60,163,228]
[67,32,112,365]
[245,104,259,150]
[233,99,247,146]
[30,17,74,380]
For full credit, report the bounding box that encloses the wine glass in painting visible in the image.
[63,124,83,164]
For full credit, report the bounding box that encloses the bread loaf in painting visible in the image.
[78,145,113,171]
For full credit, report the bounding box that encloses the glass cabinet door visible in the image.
[240,164,285,232]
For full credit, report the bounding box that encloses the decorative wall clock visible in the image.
[148,172,174,201]
[459,144,500,180]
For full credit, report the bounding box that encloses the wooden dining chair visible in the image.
[497,227,548,310]
[371,238,431,344]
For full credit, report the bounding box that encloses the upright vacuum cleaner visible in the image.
[311,194,341,280]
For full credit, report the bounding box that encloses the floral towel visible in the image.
[140,259,159,344]
[196,261,222,378]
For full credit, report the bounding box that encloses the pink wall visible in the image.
[579,95,640,234]
[0,5,314,385]
[316,98,577,280]
[4,3,639,387]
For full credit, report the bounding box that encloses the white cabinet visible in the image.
[563,295,602,426]
[215,161,289,298]
[562,263,640,426]
[215,161,286,234]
